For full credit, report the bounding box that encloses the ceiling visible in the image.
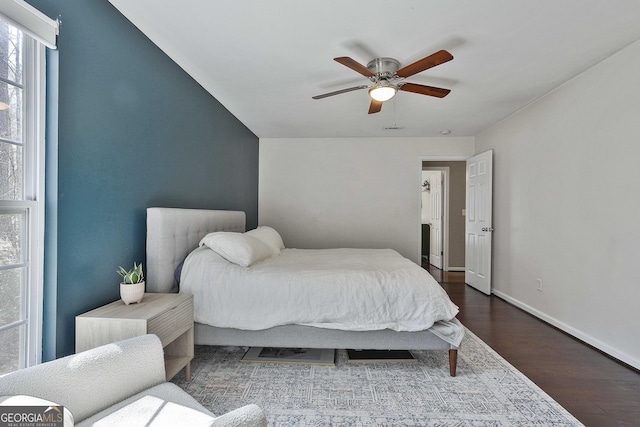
[108,0,640,139]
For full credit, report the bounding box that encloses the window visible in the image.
[0,15,47,374]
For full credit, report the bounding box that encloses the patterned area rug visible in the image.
[172,328,583,426]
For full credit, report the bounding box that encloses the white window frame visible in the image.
[0,23,47,369]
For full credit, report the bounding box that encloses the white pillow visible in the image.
[245,226,285,256]
[199,232,273,267]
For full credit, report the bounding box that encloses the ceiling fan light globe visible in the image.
[369,86,397,102]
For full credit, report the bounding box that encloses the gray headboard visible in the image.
[146,207,246,293]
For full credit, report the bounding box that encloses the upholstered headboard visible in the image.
[146,207,246,293]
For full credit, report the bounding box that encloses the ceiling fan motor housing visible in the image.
[366,57,400,80]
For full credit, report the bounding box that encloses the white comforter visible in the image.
[180,246,461,338]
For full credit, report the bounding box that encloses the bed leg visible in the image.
[449,349,458,377]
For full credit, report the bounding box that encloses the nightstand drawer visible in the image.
[148,297,193,347]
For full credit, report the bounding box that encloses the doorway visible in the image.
[421,160,467,272]
[421,169,443,268]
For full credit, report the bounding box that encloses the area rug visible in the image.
[172,328,583,426]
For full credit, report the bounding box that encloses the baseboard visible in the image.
[447,267,465,272]
[492,289,640,371]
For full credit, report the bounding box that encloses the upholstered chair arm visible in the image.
[0,334,166,423]
[212,403,267,427]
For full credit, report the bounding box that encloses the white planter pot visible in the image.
[120,281,145,305]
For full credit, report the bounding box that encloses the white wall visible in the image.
[476,39,640,369]
[259,137,474,263]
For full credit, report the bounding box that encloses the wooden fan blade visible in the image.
[399,82,451,98]
[368,99,383,114]
[396,50,453,78]
[334,57,376,77]
[312,85,369,99]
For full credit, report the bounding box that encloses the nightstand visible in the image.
[76,293,194,381]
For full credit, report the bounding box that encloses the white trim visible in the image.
[492,289,640,370]
[420,156,470,162]
[25,37,46,366]
[0,0,58,49]
[0,26,46,369]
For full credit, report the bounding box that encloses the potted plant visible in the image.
[117,262,145,305]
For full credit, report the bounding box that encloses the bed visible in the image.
[146,207,463,376]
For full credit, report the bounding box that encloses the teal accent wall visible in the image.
[27,0,259,359]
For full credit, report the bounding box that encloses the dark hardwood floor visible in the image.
[425,264,640,427]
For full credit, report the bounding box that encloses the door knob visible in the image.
[481,227,494,232]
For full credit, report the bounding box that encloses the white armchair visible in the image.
[0,334,267,427]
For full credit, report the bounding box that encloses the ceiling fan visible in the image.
[312,49,453,114]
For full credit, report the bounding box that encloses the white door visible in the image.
[465,150,493,294]
[430,171,443,269]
